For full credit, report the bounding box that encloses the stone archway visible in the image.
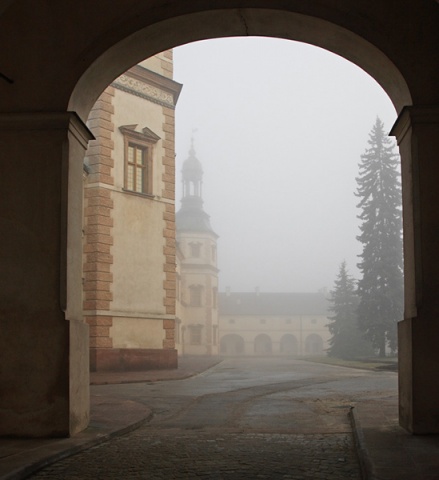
[254,334,273,355]
[220,334,245,355]
[69,8,412,120]
[1,1,438,436]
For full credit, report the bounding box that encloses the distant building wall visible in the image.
[177,231,219,356]
[175,145,219,356]
[218,292,330,356]
[219,314,329,356]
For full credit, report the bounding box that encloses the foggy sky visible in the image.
[173,37,398,294]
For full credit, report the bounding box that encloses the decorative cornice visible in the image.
[181,263,220,274]
[84,310,175,320]
[128,65,182,100]
[112,65,182,108]
[112,78,173,107]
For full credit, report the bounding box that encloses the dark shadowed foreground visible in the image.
[27,357,398,479]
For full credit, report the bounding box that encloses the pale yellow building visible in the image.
[173,144,330,358]
[82,53,329,367]
[219,291,330,356]
[175,144,220,356]
[83,52,182,371]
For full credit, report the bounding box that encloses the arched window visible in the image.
[220,334,244,355]
[254,334,272,355]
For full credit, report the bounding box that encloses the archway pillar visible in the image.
[0,112,92,437]
[391,105,439,434]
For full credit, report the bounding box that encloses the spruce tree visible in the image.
[327,261,374,359]
[355,117,403,357]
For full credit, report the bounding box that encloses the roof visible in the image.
[182,149,203,177]
[176,197,218,236]
[176,213,217,235]
[219,292,329,316]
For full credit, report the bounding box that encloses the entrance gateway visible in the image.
[0,1,438,436]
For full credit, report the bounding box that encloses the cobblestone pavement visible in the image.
[27,358,397,479]
[29,428,360,479]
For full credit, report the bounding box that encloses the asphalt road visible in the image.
[29,357,397,479]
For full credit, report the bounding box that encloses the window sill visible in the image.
[122,188,155,199]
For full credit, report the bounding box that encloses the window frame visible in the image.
[189,242,202,258]
[120,125,160,196]
[189,284,203,307]
[189,325,203,345]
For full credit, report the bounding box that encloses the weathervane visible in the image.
[191,128,198,151]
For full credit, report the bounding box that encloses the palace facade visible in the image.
[175,143,220,356]
[81,44,332,371]
[83,52,182,372]
[172,144,330,357]
[219,291,330,356]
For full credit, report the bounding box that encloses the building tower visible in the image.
[176,141,219,355]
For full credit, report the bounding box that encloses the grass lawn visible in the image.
[301,355,398,371]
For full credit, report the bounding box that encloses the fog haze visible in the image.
[174,37,397,293]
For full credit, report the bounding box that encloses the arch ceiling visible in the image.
[69,8,412,119]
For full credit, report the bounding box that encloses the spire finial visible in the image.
[190,128,198,155]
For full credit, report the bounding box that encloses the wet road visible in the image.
[29,357,397,479]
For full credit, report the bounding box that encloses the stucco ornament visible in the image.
[113,74,175,107]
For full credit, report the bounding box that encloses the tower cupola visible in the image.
[182,139,203,200]
[176,140,217,236]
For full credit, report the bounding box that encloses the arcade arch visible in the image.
[254,334,273,355]
[220,334,245,355]
[1,1,438,437]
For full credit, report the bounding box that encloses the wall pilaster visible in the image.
[162,104,177,350]
[0,112,92,436]
[391,105,439,433]
[83,87,116,370]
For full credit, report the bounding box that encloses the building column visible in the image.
[0,113,93,437]
[391,105,439,434]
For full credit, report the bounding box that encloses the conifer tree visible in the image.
[327,261,374,359]
[355,118,403,357]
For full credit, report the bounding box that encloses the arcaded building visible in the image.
[173,146,330,358]
[219,291,330,356]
